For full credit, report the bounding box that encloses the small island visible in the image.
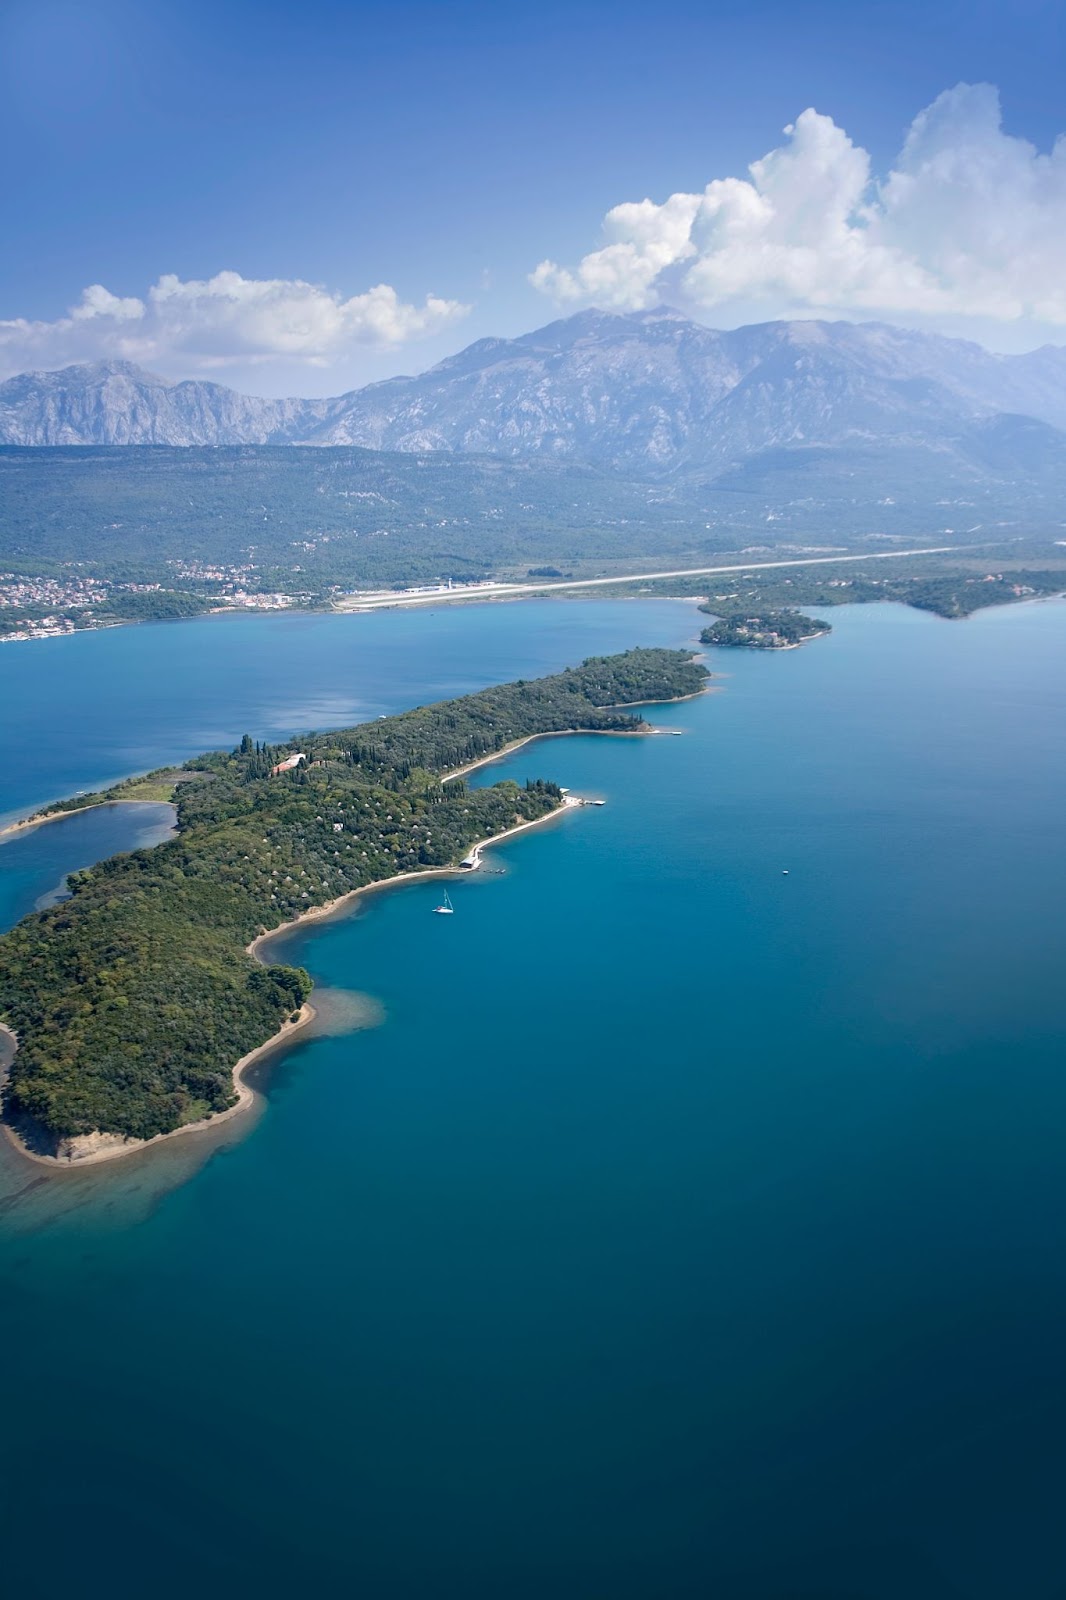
[699,609,830,649]
[0,648,707,1162]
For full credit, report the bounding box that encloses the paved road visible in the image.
[336,544,978,611]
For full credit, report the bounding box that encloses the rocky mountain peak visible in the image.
[3,309,1066,473]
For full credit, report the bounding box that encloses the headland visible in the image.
[0,648,708,1168]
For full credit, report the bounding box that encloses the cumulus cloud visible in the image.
[0,270,469,379]
[531,84,1066,326]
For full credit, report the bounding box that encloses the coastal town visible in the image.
[0,564,301,642]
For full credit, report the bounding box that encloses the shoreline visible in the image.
[702,630,831,653]
[0,705,693,1173]
[249,791,582,960]
[0,797,177,844]
[1,799,577,1171]
[0,1005,318,1171]
[441,726,650,785]
[439,690,708,784]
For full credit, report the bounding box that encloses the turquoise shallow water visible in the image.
[1,597,1065,1598]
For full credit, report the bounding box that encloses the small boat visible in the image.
[433,889,454,915]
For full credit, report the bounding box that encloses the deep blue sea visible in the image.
[1,597,1065,1600]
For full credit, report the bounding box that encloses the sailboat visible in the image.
[433,888,454,915]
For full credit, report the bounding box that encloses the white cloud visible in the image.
[532,192,702,308]
[69,284,146,323]
[0,270,469,379]
[531,84,1066,327]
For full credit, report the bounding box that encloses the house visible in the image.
[270,752,307,775]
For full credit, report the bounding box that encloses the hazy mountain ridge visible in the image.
[3,311,1066,488]
[291,309,1066,473]
[0,360,337,447]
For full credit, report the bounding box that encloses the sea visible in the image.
[1,596,1064,1600]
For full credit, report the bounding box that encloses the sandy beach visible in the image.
[0,797,177,843]
[0,706,699,1172]
[249,790,584,960]
[438,707,703,784]
[2,794,577,1171]
[0,1003,317,1170]
[0,780,582,1171]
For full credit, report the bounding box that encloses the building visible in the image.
[270,752,307,776]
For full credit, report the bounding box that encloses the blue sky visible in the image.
[2,0,1064,392]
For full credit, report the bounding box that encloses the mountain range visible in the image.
[4,308,1066,498]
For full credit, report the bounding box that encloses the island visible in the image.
[0,648,707,1162]
[699,609,831,649]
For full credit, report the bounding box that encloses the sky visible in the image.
[2,0,1065,394]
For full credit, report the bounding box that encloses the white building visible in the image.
[271,752,307,775]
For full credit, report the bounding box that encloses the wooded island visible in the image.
[700,609,830,649]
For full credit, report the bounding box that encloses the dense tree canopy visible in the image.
[0,649,707,1147]
[700,610,830,649]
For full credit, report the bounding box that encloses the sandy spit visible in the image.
[0,798,177,844]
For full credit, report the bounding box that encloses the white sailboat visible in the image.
[433,888,454,915]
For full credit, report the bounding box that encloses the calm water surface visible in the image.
[1,597,1064,1599]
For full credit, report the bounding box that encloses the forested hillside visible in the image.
[7,308,1066,616]
[0,444,719,592]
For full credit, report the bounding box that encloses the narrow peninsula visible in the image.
[0,648,707,1162]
